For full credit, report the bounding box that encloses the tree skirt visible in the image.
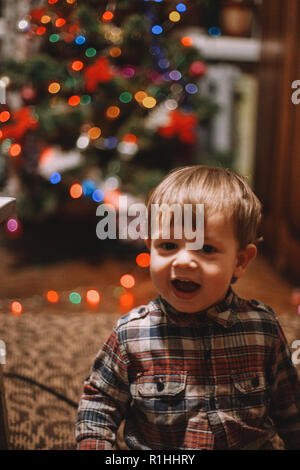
[0,311,119,450]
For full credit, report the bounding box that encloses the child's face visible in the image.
[146,211,256,313]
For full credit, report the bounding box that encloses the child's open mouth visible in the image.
[171,279,200,294]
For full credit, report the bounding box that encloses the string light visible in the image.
[176,3,187,12]
[88,127,101,140]
[41,15,51,24]
[134,91,147,103]
[136,253,150,268]
[106,106,120,119]
[152,25,163,35]
[71,60,84,71]
[142,96,156,109]
[86,289,101,306]
[11,301,23,315]
[68,95,80,106]
[120,274,135,289]
[208,26,222,36]
[119,92,132,103]
[46,291,59,303]
[49,172,62,184]
[102,11,114,22]
[36,26,47,35]
[9,143,21,157]
[109,47,122,58]
[70,183,83,198]
[55,18,66,28]
[48,82,61,94]
[49,34,60,43]
[119,291,134,311]
[69,292,81,304]
[181,36,193,47]
[75,35,86,45]
[6,218,18,232]
[85,47,97,58]
[92,189,104,202]
[0,111,10,122]
[169,11,181,22]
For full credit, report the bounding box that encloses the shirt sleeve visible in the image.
[75,325,131,450]
[269,320,300,450]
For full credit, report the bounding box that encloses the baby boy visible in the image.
[76,165,300,450]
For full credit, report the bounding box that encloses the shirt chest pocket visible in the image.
[231,372,270,424]
[131,371,187,427]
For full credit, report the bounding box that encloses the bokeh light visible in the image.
[69,292,81,304]
[11,301,23,315]
[119,291,135,312]
[120,274,135,289]
[70,183,83,199]
[86,289,101,306]
[88,127,101,140]
[106,106,120,119]
[68,95,80,106]
[136,252,151,268]
[181,36,193,47]
[7,218,18,232]
[46,290,59,303]
[9,143,21,157]
[48,82,61,94]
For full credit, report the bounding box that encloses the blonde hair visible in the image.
[146,165,263,250]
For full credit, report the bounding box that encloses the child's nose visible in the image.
[172,248,198,269]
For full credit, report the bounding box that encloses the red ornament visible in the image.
[84,57,115,93]
[189,61,207,78]
[0,107,39,141]
[158,109,198,144]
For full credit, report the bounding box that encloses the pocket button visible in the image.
[157,380,164,392]
[251,376,259,387]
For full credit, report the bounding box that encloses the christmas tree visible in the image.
[0,0,218,224]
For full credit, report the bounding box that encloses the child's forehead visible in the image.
[150,209,235,240]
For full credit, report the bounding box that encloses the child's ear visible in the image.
[233,243,257,281]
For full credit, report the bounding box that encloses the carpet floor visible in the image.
[1,308,300,450]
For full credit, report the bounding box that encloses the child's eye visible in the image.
[202,244,216,254]
[160,242,177,251]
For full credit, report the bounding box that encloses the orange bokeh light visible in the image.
[9,143,21,157]
[46,290,59,303]
[71,60,84,71]
[56,18,66,28]
[102,11,114,22]
[36,26,47,35]
[181,36,193,47]
[70,183,83,199]
[136,252,150,268]
[109,47,122,58]
[0,111,10,123]
[119,291,135,312]
[120,274,135,289]
[68,95,80,106]
[86,289,101,306]
[106,106,120,119]
[11,301,23,315]
[123,134,136,144]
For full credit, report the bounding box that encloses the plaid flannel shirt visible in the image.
[75,287,300,450]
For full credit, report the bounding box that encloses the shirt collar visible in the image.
[156,286,239,328]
